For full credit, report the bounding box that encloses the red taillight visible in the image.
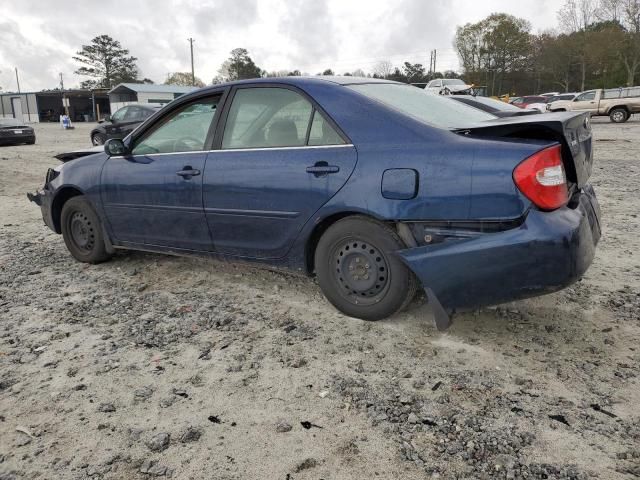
[513,145,568,211]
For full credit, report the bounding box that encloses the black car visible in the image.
[449,95,539,117]
[0,118,36,146]
[90,104,161,145]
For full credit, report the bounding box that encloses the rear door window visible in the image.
[308,111,344,146]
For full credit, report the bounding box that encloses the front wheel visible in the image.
[609,108,629,123]
[91,133,106,145]
[61,196,112,264]
[314,216,417,321]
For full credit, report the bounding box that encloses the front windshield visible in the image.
[347,83,496,129]
[442,79,466,86]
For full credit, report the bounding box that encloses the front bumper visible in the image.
[397,185,601,327]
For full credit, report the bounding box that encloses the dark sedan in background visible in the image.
[90,104,160,145]
[0,118,35,146]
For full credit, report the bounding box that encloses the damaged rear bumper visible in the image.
[397,185,601,329]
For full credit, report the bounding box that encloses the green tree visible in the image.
[454,13,532,95]
[403,62,427,83]
[166,71,205,87]
[215,48,262,83]
[321,69,335,75]
[73,35,139,89]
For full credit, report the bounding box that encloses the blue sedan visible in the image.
[28,77,601,329]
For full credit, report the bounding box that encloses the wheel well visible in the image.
[305,212,384,274]
[51,187,83,233]
[609,105,629,114]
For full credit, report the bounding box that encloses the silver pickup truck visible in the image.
[548,87,640,123]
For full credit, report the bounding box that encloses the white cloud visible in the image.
[0,0,565,91]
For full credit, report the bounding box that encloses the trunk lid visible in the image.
[456,111,593,188]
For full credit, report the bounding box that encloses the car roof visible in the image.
[191,76,399,94]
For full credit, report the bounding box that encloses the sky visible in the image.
[0,0,563,92]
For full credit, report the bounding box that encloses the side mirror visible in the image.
[104,114,112,122]
[104,138,128,156]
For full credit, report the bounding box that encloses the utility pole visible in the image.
[429,51,433,75]
[15,67,21,93]
[188,37,195,86]
[433,49,437,74]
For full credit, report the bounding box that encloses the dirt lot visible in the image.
[0,119,639,480]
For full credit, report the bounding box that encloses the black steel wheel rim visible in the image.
[331,238,390,306]
[69,211,95,252]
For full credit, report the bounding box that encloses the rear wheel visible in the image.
[314,216,417,320]
[61,196,111,264]
[609,108,629,123]
[91,133,106,145]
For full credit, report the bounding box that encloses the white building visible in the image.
[108,83,198,112]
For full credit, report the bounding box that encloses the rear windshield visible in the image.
[0,118,22,127]
[347,83,496,129]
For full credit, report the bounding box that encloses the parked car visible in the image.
[510,96,548,109]
[546,93,578,112]
[90,104,161,145]
[0,118,35,146]
[424,78,474,95]
[448,95,539,117]
[28,77,601,330]
[556,87,640,122]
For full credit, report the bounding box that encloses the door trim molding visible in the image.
[109,143,355,159]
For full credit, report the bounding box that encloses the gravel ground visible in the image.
[0,120,639,480]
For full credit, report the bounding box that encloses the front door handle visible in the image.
[306,161,340,177]
[177,166,201,179]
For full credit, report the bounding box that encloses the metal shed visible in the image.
[0,93,38,122]
[0,89,109,123]
[108,83,198,112]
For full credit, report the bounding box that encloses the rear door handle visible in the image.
[306,161,340,177]
[177,166,201,179]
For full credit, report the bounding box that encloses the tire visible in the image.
[609,108,629,123]
[27,138,35,145]
[91,133,106,145]
[61,196,112,264]
[314,216,417,321]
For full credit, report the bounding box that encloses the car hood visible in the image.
[54,145,104,162]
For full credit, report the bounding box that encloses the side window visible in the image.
[432,80,442,87]
[308,111,345,146]
[111,107,128,122]
[222,88,313,149]
[124,106,142,121]
[577,91,596,101]
[141,108,155,119]
[131,97,219,155]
